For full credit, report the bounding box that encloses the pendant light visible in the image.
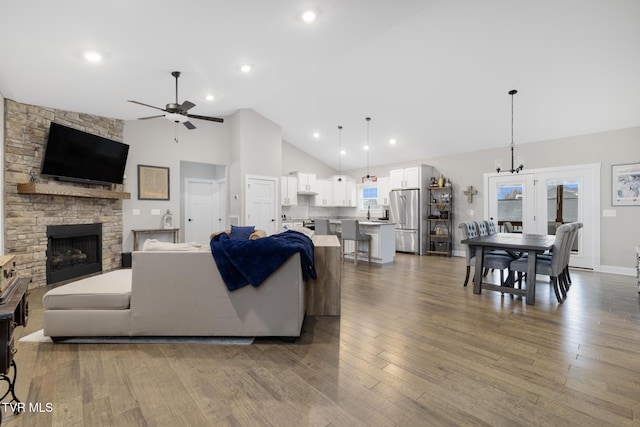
[363,117,372,183]
[337,125,343,182]
[496,89,524,173]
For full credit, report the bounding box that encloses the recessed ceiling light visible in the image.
[240,64,252,73]
[363,145,370,150]
[389,138,397,145]
[84,51,102,63]
[301,10,317,24]
[205,94,215,101]
[340,149,346,155]
[313,132,320,139]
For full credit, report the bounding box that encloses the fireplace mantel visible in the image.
[17,183,131,200]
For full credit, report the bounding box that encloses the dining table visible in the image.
[461,232,556,305]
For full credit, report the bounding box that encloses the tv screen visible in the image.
[41,122,129,185]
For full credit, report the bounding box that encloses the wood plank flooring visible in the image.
[3,254,640,426]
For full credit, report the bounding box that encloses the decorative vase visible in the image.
[438,174,444,187]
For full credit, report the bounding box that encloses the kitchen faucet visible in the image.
[367,205,370,220]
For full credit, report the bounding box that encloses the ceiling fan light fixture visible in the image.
[165,113,188,123]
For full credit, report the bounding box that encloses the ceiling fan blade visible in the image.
[179,101,196,113]
[128,100,167,112]
[138,115,164,120]
[183,121,197,130]
[186,114,224,123]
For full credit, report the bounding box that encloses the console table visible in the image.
[0,276,30,422]
[132,228,180,251]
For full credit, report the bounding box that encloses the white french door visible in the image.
[485,164,600,270]
[486,173,536,233]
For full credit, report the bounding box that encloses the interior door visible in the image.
[185,178,224,242]
[245,175,277,235]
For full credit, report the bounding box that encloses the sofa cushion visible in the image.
[230,225,255,240]
[43,269,132,310]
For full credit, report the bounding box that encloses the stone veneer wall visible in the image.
[4,99,125,287]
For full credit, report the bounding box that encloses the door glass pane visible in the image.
[546,179,579,252]
[497,184,523,232]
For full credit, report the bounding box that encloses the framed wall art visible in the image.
[138,165,170,200]
[612,163,640,206]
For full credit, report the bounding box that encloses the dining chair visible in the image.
[559,222,583,293]
[510,223,572,303]
[340,219,371,265]
[459,221,513,287]
[503,221,514,232]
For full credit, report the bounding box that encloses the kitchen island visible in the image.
[329,220,396,264]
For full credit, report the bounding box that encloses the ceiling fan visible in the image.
[128,71,224,129]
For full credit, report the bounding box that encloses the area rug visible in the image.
[19,329,254,345]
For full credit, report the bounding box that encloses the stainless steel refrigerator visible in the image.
[390,189,421,253]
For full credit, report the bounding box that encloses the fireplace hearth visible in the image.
[46,224,102,284]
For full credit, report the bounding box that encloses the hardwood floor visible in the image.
[4,254,640,426]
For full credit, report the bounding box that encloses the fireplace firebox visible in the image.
[46,223,102,284]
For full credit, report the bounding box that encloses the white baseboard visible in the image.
[598,265,637,277]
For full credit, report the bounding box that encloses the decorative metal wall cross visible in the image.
[463,185,477,203]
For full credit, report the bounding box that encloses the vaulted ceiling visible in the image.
[1,0,639,170]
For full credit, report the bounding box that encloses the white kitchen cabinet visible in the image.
[293,172,318,194]
[314,179,333,206]
[376,177,390,205]
[280,176,298,206]
[389,167,420,189]
[333,179,356,207]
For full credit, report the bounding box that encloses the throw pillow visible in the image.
[229,225,255,240]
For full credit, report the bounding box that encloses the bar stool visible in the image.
[340,219,371,265]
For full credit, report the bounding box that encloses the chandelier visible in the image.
[496,89,524,173]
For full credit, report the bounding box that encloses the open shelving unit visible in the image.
[426,186,452,256]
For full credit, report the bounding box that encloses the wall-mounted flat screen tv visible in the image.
[41,122,129,185]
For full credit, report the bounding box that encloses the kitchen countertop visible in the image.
[328,219,395,226]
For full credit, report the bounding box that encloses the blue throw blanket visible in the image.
[210,230,316,291]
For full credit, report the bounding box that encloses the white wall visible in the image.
[227,109,282,224]
[121,118,230,251]
[282,140,337,178]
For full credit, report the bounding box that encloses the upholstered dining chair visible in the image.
[340,220,371,265]
[510,223,573,303]
[503,221,514,233]
[459,221,513,287]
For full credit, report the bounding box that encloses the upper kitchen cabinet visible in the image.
[280,176,298,206]
[389,165,433,189]
[292,172,318,195]
[332,176,356,207]
[376,177,390,205]
[314,179,333,206]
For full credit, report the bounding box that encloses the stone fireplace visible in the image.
[46,223,102,284]
[3,99,125,287]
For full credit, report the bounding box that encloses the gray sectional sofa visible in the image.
[43,245,306,340]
